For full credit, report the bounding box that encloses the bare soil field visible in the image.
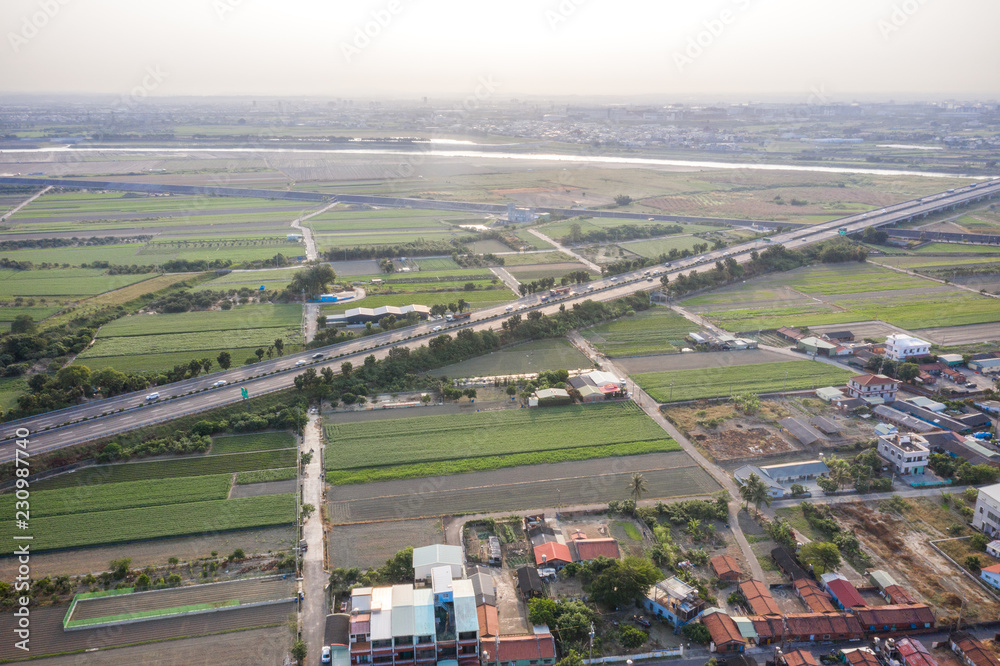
[0,526,294,580]
[326,452,718,524]
[914,322,1000,346]
[229,479,296,499]
[836,499,1000,624]
[33,625,291,666]
[0,601,295,662]
[807,320,908,340]
[326,518,444,570]
[616,349,790,374]
[70,577,294,622]
[328,259,382,276]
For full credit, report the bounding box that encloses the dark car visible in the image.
[632,615,651,628]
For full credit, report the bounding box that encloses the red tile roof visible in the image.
[711,555,742,580]
[484,634,556,663]
[845,650,882,666]
[349,613,371,636]
[897,638,937,666]
[781,650,818,666]
[855,604,935,628]
[574,538,620,561]
[794,579,837,613]
[826,578,867,608]
[851,374,898,386]
[952,633,1000,666]
[477,604,499,638]
[883,584,917,605]
[783,613,864,639]
[739,579,782,615]
[981,564,1000,574]
[533,542,572,566]
[703,611,746,647]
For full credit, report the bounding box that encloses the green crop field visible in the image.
[914,243,1000,254]
[878,256,1000,270]
[0,494,296,552]
[581,308,694,356]
[539,218,718,241]
[0,377,27,412]
[0,474,233,519]
[33,449,298,490]
[634,360,854,402]
[430,338,592,378]
[77,347,264,373]
[622,236,705,258]
[0,269,153,298]
[236,468,297,485]
[210,432,296,454]
[415,258,463,271]
[96,304,302,337]
[79,329,296,358]
[324,402,678,484]
[514,230,554,249]
[320,288,514,313]
[499,252,573,266]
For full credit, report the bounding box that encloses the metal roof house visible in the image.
[643,576,706,628]
[413,544,464,581]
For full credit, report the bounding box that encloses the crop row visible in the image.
[582,309,693,357]
[235,467,297,485]
[324,402,666,470]
[634,360,854,402]
[34,449,298,490]
[78,328,300,358]
[0,494,296,552]
[0,474,233,518]
[99,305,303,337]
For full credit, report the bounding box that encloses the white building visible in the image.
[884,334,931,361]
[412,544,464,581]
[847,374,899,402]
[876,432,929,475]
[973,483,1000,537]
[986,540,1000,560]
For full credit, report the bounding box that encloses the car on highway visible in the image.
[610,277,618,282]
[295,359,307,366]
[505,305,514,312]
[212,380,227,388]
[517,304,527,310]
[311,353,324,359]
[145,392,160,401]
[646,277,654,282]
[431,325,442,332]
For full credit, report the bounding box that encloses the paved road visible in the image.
[569,331,767,581]
[490,265,521,293]
[2,184,51,217]
[3,180,997,462]
[527,228,603,273]
[300,413,327,662]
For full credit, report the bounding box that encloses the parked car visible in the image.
[632,615,651,628]
[321,646,331,663]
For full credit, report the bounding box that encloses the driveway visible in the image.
[300,413,327,660]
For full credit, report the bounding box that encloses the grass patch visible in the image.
[581,308,692,357]
[634,360,854,402]
[616,521,643,541]
[430,338,592,377]
[210,432,296,454]
[235,468,297,485]
[66,599,240,629]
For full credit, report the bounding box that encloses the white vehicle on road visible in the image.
[212,380,227,388]
[431,325,442,332]
[295,359,307,366]
[145,392,160,401]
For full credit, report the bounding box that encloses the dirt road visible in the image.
[527,228,603,273]
[300,413,327,662]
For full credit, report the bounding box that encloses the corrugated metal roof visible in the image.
[779,418,824,445]
[369,587,394,641]
[413,544,463,569]
[431,566,453,595]
[452,579,479,634]
[351,588,372,612]
[391,585,414,638]
[732,616,758,640]
[413,589,435,636]
[868,570,898,590]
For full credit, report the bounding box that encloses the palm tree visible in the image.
[628,473,647,505]
[827,458,853,491]
[740,473,771,514]
[686,518,702,539]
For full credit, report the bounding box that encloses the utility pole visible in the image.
[589,623,595,662]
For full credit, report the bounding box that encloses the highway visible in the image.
[1,179,998,463]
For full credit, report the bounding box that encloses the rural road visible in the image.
[490,266,521,293]
[2,184,51,218]
[527,228,603,273]
[300,413,327,662]
[569,331,767,581]
[290,202,334,262]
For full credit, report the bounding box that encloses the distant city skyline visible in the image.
[1,0,998,99]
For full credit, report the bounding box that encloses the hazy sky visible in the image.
[2,0,998,100]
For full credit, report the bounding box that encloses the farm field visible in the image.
[319,287,514,313]
[0,377,27,412]
[0,305,61,331]
[877,255,1000,270]
[0,268,153,298]
[538,217,719,241]
[94,304,302,337]
[514,229,554,249]
[913,242,1000,254]
[326,452,717,523]
[40,272,199,329]
[498,251,574,266]
[2,239,305,266]
[581,307,693,356]
[306,207,481,251]
[209,431,296,454]
[635,359,854,402]
[507,262,598,281]
[431,338,592,377]
[622,235,706,258]
[236,468,297,484]
[681,263,1000,332]
[324,402,679,484]
[414,257,464,271]
[327,519,445,570]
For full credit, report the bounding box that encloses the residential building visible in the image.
[476,604,499,639]
[703,610,747,653]
[824,577,867,610]
[939,354,965,366]
[868,570,898,593]
[533,542,572,569]
[847,374,899,402]
[771,547,808,581]
[854,604,935,633]
[969,358,1000,374]
[347,571,480,666]
[643,577,706,627]
[325,613,352,666]
[793,578,836,613]
[762,460,830,483]
[480,629,557,666]
[877,432,930,475]
[778,649,818,666]
[751,613,863,643]
[710,555,742,582]
[950,632,1000,666]
[877,638,938,666]
[734,465,786,498]
[515,567,543,600]
[973,483,1000,536]
[843,648,882,666]
[469,567,496,606]
[885,334,931,361]
[987,540,1000,559]
[883,585,917,605]
[893,401,971,433]
[777,327,805,342]
[529,388,571,407]
[413,545,464,581]
[873,405,937,434]
[980,563,1000,591]
[739,579,782,615]
[569,537,620,562]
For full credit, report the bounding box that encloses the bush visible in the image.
[619,625,648,649]
[683,622,710,644]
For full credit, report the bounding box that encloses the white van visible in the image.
[145,392,160,401]
[505,305,514,312]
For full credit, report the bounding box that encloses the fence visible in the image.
[583,646,684,664]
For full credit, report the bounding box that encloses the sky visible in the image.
[1,0,998,101]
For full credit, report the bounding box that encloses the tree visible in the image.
[614,194,633,206]
[798,541,841,574]
[739,472,771,512]
[589,556,661,608]
[966,555,982,574]
[528,598,559,626]
[291,639,307,665]
[628,472,648,505]
[555,650,585,666]
[200,358,212,373]
[135,574,152,590]
[463,388,477,401]
[683,622,711,644]
[970,533,989,552]
[790,483,807,497]
[569,223,582,243]
[341,361,352,378]
[274,338,284,356]
[10,315,36,334]
[217,351,232,370]
[56,365,91,390]
[255,347,265,361]
[620,625,648,648]
[826,457,853,491]
[897,362,920,383]
[288,264,336,296]
[109,557,132,580]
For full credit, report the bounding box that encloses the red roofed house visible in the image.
[533,542,572,569]
[571,537,621,562]
[711,555,742,582]
[825,578,867,610]
[855,604,935,633]
[883,584,917,605]
[844,649,882,666]
[739,579,782,616]
[702,611,747,654]
[888,637,938,666]
[980,563,1000,591]
[778,613,864,642]
[793,579,836,613]
[481,632,557,666]
[847,374,899,403]
[950,632,1000,666]
[477,604,499,638]
[778,650,818,666]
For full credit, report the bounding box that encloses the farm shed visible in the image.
[734,465,785,498]
[872,405,937,433]
[711,555,742,582]
[761,460,829,483]
[777,327,805,342]
[779,418,824,446]
[530,388,572,407]
[816,387,845,402]
[825,578,867,610]
[809,415,841,435]
[855,604,935,632]
[771,547,808,581]
[470,567,497,606]
[883,584,917,606]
